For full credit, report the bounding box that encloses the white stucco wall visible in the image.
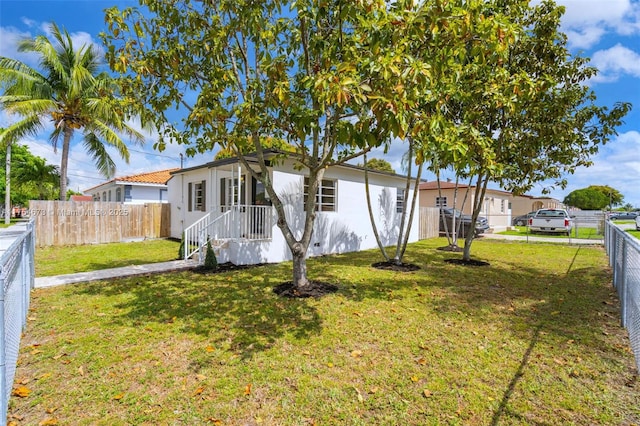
[86,183,168,204]
[169,160,420,264]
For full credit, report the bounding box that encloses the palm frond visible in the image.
[0,115,46,146]
[83,132,117,178]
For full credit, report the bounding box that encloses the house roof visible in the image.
[418,181,468,190]
[84,168,179,192]
[418,181,513,196]
[171,149,414,181]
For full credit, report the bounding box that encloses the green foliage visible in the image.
[586,185,623,207]
[0,143,60,204]
[214,137,296,160]
[0,23,146,200]
[359,158,395,174]
[102,0,428,287]
[564,187,612,210]
[178,232,186,260]
[203,239,218,271]
[413,1,630,260]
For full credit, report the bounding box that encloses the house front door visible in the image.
[251,177,271,235]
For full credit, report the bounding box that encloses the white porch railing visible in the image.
[183,205,273,262]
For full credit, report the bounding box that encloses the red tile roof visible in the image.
[117,168,179,184]
[84,168,179,192]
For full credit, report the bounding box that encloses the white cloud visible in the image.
[590,44,640,82]
[0,26,40,67]
[538,131,640,207]
[553,0,640,48]
[0,21,105,67]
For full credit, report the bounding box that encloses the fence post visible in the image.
[0,266,7,424]
[620,238,628,328]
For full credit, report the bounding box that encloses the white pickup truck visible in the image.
[527,208,573,236]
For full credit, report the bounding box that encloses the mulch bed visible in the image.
[273,281,339,298]
[371,261,421,272]
[444,258,490,267]
[192,262,265,274]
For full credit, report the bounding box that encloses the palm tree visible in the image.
[0,23,145,200]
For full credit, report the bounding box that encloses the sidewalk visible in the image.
[35,259,198,289]
[481,232,604,245]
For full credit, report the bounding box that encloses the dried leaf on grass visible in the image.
[12,386,31,398]
[39,418,58,426]
[244,384,252,395]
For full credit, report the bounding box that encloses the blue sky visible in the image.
[1,0,639,206]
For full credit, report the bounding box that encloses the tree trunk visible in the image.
[363,153,390,262]
[4,142,11,225]
[59,128,72,200]
[291,243,311,288]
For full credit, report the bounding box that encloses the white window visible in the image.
[116,188,122,202]
[220,177,245,207]
[304,177,336,212]
[396,189,405,213]
[188,180,206,212]
[436,196,447,207]
[500,199,505,213]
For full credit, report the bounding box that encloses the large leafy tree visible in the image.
[427,0,630,262]
[563,185,623,210]
[563,187,609,210]
[0,23,146,200]
[360,158,395,174]
[103,0,418,292]
[586,185,623,208]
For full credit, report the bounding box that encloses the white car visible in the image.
[636,215,640,231]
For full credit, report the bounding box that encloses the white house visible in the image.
[84,168,178,204]
[168,152,419,265]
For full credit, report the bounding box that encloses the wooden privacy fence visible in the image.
[29,201,170,247]
[419,207,440,240]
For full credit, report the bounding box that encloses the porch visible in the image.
[183,204,274,263]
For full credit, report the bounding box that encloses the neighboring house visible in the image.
[69,195,93,202]
[418,181,513,231]
[168,152,418,265]
[84,168,178,204]
[510,194,565,218]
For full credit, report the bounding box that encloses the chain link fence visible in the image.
[0,219,35,422]
[604,220,640,372]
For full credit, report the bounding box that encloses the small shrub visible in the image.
[178,232,186,260]
[203,239,218,271]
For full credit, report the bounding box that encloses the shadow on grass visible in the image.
[71,239,622,379]
[72,262,323,361]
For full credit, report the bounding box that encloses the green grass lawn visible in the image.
[35,239,182,277]
[12,238,639,425]
[499,226,603,239]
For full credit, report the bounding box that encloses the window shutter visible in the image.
[188,182,193,212]
[220,178,226,207]
[201,180,207,211]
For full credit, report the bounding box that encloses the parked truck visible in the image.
[528,208,573,236]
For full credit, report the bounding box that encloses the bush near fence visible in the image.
[29,201,170,247]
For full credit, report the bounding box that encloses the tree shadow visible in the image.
[71,264,323,362]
